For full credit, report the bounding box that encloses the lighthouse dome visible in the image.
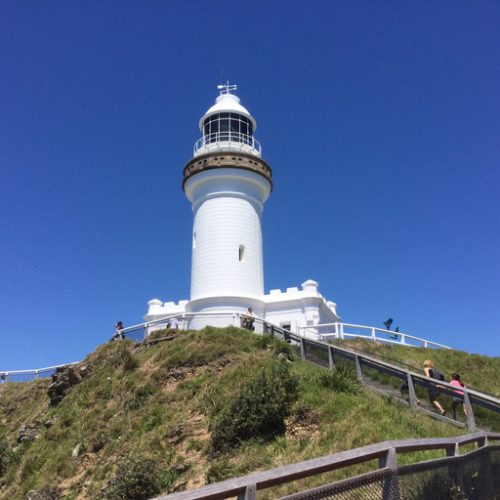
[193,84,261,157]
[198,93,256,131]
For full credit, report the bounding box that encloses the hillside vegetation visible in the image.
[0,328,498,499]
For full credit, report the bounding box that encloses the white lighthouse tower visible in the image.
[183,83,272,327]
[145,84,340,334]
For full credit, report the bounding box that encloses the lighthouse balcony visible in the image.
[194,132,261,157]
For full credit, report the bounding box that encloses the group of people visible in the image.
[423,360,467,420]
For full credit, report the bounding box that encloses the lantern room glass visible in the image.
[202,113,254,146]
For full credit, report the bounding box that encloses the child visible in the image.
[450,372,467,420]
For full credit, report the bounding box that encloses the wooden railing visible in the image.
[155,432,500,499]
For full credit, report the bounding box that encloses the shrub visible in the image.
[253,335,295,360]
[205,458,239,483]
[103,454,160,499]
[208,362,299,453]
[318,364,361,394]
[110,343,138,372]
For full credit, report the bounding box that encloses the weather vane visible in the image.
[217,81,237,94]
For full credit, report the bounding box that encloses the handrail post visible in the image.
[379,447,400,500]
[400,334,406,345]
[237,483,256,500]
[478,437,495,498]
[339,323,344,340]
[371,328,376,340]
[463,389,476,432]
[328,346,334,369]
[407,373,417,410]
[300,338,306,361]
[35,370,39,380]
[354,355,363,383]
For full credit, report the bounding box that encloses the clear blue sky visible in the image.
[1,1,499,370]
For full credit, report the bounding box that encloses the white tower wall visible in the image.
[185,168,270,301]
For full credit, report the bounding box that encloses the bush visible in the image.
[104,454,159,499]
[253,335,295,360]
[205,458,239,484]
[109,343,138,372]
[208,362,299,454]
[318,364,361,394]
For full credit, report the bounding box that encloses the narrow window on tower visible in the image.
[193,231,196,250]
[238,244,245,262]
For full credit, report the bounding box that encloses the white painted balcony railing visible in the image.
[193,132,261,156]
[298,322,451,350]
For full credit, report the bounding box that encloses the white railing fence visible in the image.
[0,315,449,383]
[194,132,261,155]
[0,362,80,384]
[299,322,451,350]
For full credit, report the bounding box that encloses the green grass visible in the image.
[0,328,498,498]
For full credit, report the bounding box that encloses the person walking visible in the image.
[423,360,446,416]
[450,372,467,420]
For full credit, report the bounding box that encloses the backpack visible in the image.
[432,368,445,381]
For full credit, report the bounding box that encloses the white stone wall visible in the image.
[145,279,339,338]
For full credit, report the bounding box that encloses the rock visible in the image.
[166,425,185,445]
[167,368,185,380]
[72,443,82,458]
[47,365,88,406]
[17,423,39,444]
[25,486,60,499]
[89,434,107,453]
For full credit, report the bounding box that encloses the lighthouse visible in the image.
[182,83,272,326]
[145,84,339,334]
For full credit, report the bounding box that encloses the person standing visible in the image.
[111,321,125,341]
[242,307,255,331]
[168,317,179,332]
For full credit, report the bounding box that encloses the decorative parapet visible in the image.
[146,299,189,317]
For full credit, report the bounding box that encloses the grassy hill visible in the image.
[0,327,498,499]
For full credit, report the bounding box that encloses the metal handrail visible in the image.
[299,322,451,349]
[155,432,500,499]
[0,315,460,382]
[0,361,79,383]
[194,132,262,155]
